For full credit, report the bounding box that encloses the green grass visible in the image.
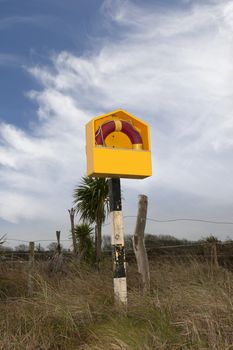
[0,259,233,349]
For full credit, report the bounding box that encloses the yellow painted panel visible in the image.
[87,147,152,179]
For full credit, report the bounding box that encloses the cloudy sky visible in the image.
[0,0,233,246]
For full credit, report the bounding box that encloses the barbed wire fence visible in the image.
[1,216,233,262]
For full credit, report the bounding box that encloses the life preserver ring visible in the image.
[95,120,143,150]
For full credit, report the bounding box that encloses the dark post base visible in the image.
[108,178,122,212]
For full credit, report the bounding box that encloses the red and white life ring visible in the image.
[95,120,143,150]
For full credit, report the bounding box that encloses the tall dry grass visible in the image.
[0,258,233,349]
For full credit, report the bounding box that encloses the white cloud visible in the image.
[1,0,233,239]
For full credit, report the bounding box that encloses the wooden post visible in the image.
[28,241,35,297]
[211,242,219,271]
[47,231,63,274]
[56,230,61,254]
[68,208,78,256]
[108,178,127,306]
[133,194,150,294]
[213,242,219,269]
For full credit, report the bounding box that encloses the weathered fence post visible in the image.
[133,194,150,294]
[56,230,61,254]
[47,231,63,274]
[211,241,219,271]
[68,208,78,256]
[108,178,127,306]
[28,241,35,297]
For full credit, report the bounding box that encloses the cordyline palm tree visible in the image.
[74,223,95,263]
[73,176,109,264]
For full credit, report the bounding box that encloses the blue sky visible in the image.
[0,0,104,128]
[1,0,233,247]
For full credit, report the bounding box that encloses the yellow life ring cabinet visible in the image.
[86,109,152,179]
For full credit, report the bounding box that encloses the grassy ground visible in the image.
[0,258,233,349]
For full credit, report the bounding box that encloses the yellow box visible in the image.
[86,109,152,179]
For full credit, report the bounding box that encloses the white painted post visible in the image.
[108,178,127,306]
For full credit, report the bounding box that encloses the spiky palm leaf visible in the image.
[73,177,109,224]
[0,234,6,245]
